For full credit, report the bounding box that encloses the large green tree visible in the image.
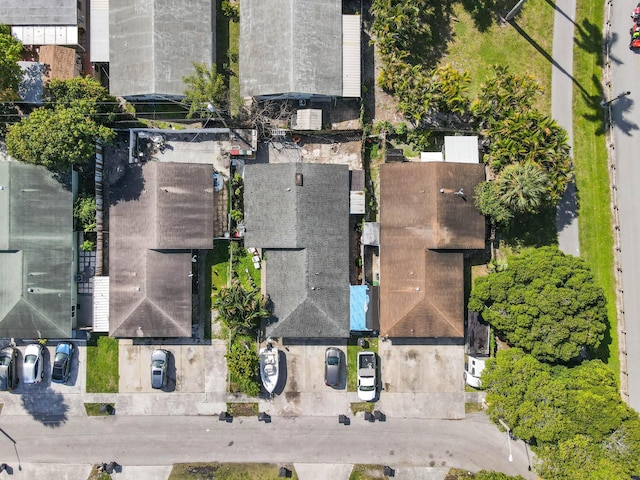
[468,246,607,363]
[47,77,120,125]
[0,25,22,102]
[6,107,114,170]
[482,349,640,479]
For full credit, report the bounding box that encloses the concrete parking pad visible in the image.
[113,466,173,480]
[377,340,465,419]
[294,463,354,480]
[3,463,92,480]
[118,340,227,394]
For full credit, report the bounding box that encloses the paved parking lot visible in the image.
[0,341,87,416]
[118,340,227,394]
[259,339,465,419]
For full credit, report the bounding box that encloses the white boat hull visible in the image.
[259,347,279,394]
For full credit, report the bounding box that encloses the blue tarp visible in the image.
[350,285,371,331]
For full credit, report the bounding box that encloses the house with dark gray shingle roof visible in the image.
[109,161,214,337]
[244,163,350,338]
[0,154,76,338]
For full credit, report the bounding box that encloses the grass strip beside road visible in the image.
[169,463,299,480]
[572,0,618,374]
[86,335,119,393]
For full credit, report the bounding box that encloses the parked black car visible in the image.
[51,342,74,384]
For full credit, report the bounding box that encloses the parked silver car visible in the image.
[324,347,341,388]
[0,347,19,391]
[151,349,169,389]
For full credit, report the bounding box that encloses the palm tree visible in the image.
[212,281,268,334]
[496,162,549,214]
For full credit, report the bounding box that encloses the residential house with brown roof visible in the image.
[379,161,486,338]
[109,161,214,337]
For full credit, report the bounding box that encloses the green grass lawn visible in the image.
[228,20,242,116]
[169,463,298,480]
[444,0,554,115]
[347,337,379,391]
[572,0,618,373]
[209,240,231,292]
[85,335,119,393]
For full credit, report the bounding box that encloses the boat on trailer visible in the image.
[259,343,279,394]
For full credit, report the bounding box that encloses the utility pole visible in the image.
[504,0,528,22]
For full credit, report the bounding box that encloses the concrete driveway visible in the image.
[377,340,465,419]
[262,339,354,416]
[118,340,227,394]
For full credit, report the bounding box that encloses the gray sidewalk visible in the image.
[551,0,580,255]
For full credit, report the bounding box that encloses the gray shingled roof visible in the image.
[109,0,215,98]
[0,156,74,338]
[109,162,214,337]
[244,163,350,338]
[240,0,342,98]
[0,0,77,26]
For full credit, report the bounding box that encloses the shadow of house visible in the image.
[0,154,76,338]
[244,163,351,338]
[109,162,214,337]
[379,161,486,340]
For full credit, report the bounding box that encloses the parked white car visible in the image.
[23,344,44,384]
[357,351,376,401]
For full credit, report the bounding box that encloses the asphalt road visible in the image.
[0,413,536,478]
[610,0,640,413]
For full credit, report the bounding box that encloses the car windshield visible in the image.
[55,352,68,362]
[153,371,162,377]
[327,357,339,366]
[24,354,37,364]
[52,366,63,378]
[151,360,165,368]
[0,356,10,366]
[360,385,375,391]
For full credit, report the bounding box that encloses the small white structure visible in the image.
[421,136,480,164]
[291,109,322,131]
[464,355,487,388]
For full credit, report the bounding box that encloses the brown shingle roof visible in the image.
[109,162,213,338]
[379,162,485,338]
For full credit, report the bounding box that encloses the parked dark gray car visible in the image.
[0,347,19,391]
[52,342,74,384]
[151,349,169,389]
[324,347,341,387]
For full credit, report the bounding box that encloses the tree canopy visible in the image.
[6,107,115,170]
[212,281,267,335]
[46,77,120,125]
[182,63,229,119]
[0,24,22,102]
[482,349,640,479]
[468,246,607,363]
[5,77,118,170]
